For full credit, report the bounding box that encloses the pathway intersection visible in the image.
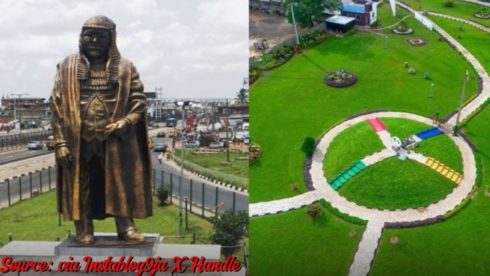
[251,3,490,275]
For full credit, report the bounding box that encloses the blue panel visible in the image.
[343,5,365,13]
[415,127,444,140]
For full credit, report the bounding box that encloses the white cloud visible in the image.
[0,0,248,99]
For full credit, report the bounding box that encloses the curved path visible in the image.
[310,112,475,223]
[461,0,490,7]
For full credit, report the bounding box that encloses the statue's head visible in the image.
[77,15,121,82]
[80,16,115,62]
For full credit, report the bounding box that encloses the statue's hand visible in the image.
[104,120,129,137]
[56,146,72,169]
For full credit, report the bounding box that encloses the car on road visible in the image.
[153,143,168,152]
[27,140,43,150]
[156,131,166,138]
[184,140,199,148]
[209,142,224,149]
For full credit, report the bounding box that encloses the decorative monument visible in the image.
[50,15,152,245]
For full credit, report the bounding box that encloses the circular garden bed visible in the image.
[324,70,357,88]
[474,12,490,19]
[392,22,414,35]
[323,118,463,210]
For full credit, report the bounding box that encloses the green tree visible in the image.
[285,0,326,28]
[285,0,343,28]
[324,0,343,13]
[211,210,248,256]
[235,88,248,105]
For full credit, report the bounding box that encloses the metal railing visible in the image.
[0,130,51,152]
[0,166,248,216]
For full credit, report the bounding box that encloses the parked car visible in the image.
[45,135,55,150]
[184,141,199,148]
[27,140,43,150]
[153,143,168,152]
[156,131,166,138]
[209,142,224,149]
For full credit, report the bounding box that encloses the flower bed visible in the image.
[299,30,328,49]
[392,21,414,35]
[256,45,294,71]
[324,70,358,88]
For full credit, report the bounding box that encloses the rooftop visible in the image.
[325,15,356,25]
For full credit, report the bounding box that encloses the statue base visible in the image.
[54,233,159,256]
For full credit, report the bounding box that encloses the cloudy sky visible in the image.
[0,0,248,99]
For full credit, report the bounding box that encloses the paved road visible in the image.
[151,137,248,213]
[0,133,248,213]
[0,148,52,165]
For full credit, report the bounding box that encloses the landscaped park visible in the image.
[250,1,490,275]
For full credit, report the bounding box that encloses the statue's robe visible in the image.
[50,54,153,221]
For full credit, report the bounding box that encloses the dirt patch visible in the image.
[250,10,302,58]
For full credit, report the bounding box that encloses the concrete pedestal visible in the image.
[54,233,159,256]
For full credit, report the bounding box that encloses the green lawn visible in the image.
[249,207,364,276]
[372,106,490,275]
[175,149,248,178]
[339,157,456,210]
[324,121,384,180]
[401,0,490,26]
[430,16,490,73]
[0,191,214,246]
[250,3,477,203]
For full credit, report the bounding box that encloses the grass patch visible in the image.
[250,3,477,202]
[174,149,248,178]
[0,191,214,246]
[431,16,490,73]
[173,149,248,189]
[339,157,456,210]
[401,0,490,26]
[324,121,384,181]
[249,208,364,276]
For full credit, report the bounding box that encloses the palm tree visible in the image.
[235,88,248,105]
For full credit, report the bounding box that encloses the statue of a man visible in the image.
[50,15,152,245]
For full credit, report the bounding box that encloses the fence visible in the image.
[0,165,57,208]
[0,130,51,152]
[152,168,247,217]
[0,165,248,217]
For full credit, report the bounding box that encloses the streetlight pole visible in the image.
[177,100,190,236]
[454,71,469,135]
[290,3,300,46]
[428,83,435,99]
[10,93,29,133]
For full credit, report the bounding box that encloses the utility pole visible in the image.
[10,93,29,133]
[290,3,300,46]
[177,100,190,236]
[454,71,469,135]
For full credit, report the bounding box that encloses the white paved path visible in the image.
[249,191,322,216]
[461,0,490,7]
[349,220,385,276]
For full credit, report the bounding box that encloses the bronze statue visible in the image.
[50,15,152,245]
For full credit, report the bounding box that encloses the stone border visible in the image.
[392,27,414,34]
[474,12,490,19]
[324,72,358,88]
